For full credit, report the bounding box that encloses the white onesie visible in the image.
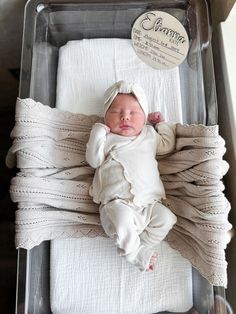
[86,122,177,270]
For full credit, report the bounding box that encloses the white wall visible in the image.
[210,0,236,28]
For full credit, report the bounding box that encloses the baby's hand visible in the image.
[92,123,110,136]
[148,112,165,125]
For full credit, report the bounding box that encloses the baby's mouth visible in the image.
[120,124,132,130]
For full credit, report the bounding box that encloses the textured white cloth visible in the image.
[53,38,191,313]
[103,80,149,118]
[56,38,183,122]
[50,237,193,314]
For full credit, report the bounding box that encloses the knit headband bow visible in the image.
[103,80,149,118]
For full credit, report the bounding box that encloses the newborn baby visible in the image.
[86,80,177,272]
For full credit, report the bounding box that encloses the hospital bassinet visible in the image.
[15,0,231,313]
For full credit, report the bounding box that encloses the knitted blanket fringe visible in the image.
[6,98,232,287]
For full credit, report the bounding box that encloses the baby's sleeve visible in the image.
[85,123,108,168]
[155,122,176,155]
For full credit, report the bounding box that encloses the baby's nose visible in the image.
[121,113,130,120]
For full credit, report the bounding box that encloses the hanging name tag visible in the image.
[131,11,189,70]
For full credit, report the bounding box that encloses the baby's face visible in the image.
[105,94,146,137]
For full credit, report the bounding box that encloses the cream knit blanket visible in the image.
[6,98,232,287]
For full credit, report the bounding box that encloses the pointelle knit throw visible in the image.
[6,98,232,287]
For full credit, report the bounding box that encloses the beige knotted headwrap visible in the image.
[103,80,149,118]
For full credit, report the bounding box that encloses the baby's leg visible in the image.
[140,201,177,248]
[100,200,141,256]
[140,202,177,271]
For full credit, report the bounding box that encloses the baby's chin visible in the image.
[111,128,141,137]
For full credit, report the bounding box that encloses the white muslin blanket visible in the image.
[22,38,192,313]
[50,238,192,314]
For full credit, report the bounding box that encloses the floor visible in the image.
[0,109,18,313]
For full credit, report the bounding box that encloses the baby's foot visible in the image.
[147,253,158,272]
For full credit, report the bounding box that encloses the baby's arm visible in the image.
[148,112,176,155]
[85,123,110,168]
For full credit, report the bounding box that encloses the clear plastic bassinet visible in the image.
[15,0,231,313]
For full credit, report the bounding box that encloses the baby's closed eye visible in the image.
[130,111,142,115]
